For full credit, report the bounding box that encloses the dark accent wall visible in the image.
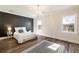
[0,11,33,37]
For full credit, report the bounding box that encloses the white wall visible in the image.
[34,6,79,44]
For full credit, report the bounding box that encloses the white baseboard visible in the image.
[0,36,10,40]
[38,34,79,44]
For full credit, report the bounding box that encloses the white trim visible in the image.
[37,34,79,44]
[0,36,10,40]
[61,14,77,34]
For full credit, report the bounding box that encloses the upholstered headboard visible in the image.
[0,11,33,37]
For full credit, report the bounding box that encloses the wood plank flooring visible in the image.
[0,35,79,53]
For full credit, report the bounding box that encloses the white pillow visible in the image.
[15,27,27,33]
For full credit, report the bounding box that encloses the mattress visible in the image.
[13,32,37,43]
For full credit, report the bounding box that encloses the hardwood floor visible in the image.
[0,35,79,53]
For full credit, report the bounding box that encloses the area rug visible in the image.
[21,40,65,53]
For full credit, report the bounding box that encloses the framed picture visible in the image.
[62,14,77,33]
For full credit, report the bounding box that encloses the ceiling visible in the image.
[0,5,76,18]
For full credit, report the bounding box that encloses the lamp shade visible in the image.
[8,27,12,31]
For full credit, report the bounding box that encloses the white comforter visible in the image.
[13,32,37,43]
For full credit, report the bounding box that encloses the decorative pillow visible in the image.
[18,29,24,33]
[15,27,27,33]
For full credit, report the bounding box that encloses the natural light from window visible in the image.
[62,14,77,33]
[48,43,61,51]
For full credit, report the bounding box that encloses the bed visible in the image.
[13,27,37,43]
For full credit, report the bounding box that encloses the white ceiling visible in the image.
[0,5,76,18]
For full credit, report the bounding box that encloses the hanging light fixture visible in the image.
[36,5,42,30]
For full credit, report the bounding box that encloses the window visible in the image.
[62,14,77,33]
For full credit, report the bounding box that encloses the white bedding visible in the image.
[13,32,37,43]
